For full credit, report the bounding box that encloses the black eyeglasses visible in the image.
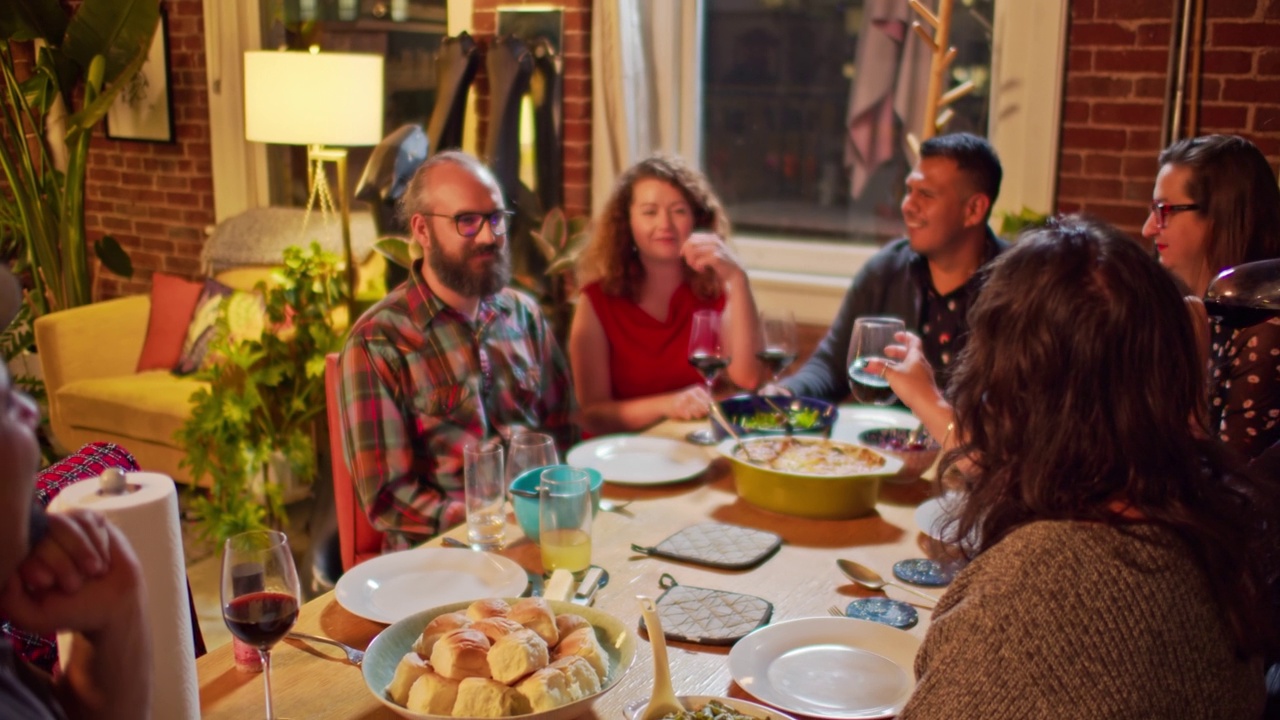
[422,210,515,238]
[1149,201,1200,229]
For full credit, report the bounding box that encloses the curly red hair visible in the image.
[578,154,731,301]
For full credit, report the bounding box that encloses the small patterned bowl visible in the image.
[711,394,838,441]
[857,427,941,483]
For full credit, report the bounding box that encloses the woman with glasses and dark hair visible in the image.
[568,154,763,434]
[879,217,1275,717]
[1142,134,1280,460]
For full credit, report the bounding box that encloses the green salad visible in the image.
[732,406,822,431]
[660,700,769,720]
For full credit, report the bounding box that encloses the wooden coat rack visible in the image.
[907,0,975,155]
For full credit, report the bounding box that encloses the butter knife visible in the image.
[573,566,605,606]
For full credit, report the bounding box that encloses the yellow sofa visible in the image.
[32,268,287,487]
[36,293,205,485]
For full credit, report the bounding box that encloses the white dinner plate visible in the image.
[566,435,711,486]
[828,405,920,444]
[913,492,964,541]
[728,617,921,719]
[334,547,527,624]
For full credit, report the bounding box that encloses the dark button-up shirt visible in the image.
[784,230,1007,401]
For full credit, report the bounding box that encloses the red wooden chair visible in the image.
[325,353,385,571]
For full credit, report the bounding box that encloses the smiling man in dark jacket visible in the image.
[782,133,1007,401]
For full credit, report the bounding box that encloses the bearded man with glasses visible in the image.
[338,151,576,552]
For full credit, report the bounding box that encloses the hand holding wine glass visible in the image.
[221,530,301,720]
[686,309,728,444]
[847,317,906,405]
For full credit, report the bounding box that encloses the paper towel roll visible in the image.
[49,471,199,720]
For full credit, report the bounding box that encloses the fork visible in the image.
[598,498,633,513]
[828,605,847,618]
[287,632,365,666]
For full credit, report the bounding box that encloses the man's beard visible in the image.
[427,235,511,298]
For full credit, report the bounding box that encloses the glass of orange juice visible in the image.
[538,466,593,577]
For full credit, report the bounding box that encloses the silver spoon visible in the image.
[836,559,940,605]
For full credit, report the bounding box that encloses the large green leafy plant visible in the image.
[177,243,347,544]
[519,207,590,346]
[0,0,152,316]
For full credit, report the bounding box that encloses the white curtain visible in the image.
[591,0,702,215]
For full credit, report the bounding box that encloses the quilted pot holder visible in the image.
[638,573,773,645]
[631,521,782,570]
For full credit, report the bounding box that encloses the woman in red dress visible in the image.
[569,155,763,434]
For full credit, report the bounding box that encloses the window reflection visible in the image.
[703,0,994,243]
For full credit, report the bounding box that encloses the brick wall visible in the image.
[1057,0,1280,238]
[85,0,213,298]
[471,0,592,217]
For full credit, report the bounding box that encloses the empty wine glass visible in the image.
[757,310,798,384]
[221,529,300,720]
[507,432,559,483]
[686,309,727,445]
[1204,259,1280,328]
[847,316,906,405]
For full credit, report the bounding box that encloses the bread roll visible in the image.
[471,617,527,643]
[466,598,512,622]
[414,611,473,657]
[550,655,600,700]
[406,668,461,715]
[552,626,608,680]
[487,628,549,684]
[554,613,591,640]
[387,652,432,705]
[509,597,559,647]
[453,677,519,717]
[430,628,492,680]
[514,666,574,712]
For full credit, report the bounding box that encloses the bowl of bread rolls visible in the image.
[363,596,637,720]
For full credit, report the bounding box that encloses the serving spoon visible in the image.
[637,596,685,720]
[836,559,940,605]
[708,400,772,465]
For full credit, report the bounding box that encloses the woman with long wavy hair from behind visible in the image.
[895,216,1277,718]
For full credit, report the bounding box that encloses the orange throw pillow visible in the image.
[136,273,204,372]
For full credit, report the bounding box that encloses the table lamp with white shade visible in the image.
[243,48,385,314]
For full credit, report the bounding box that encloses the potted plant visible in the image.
[176,243,347,544]
[0,0,153,317]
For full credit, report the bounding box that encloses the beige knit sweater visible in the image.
[900,521,1265,719]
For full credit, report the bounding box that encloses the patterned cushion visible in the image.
[174,278,233,376]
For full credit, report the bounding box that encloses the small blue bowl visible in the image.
[712,394,838,441]
[509,465,604,542]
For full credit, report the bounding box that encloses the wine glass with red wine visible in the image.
[687,309,728,444]
[1204,259,1280,328]
[847,316,906,405]
[221,529,301,720]
[758,310,798,384]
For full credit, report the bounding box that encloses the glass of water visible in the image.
[847,317,905,405]
[463,442,505,550]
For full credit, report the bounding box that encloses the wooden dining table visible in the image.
[196,414,943,719]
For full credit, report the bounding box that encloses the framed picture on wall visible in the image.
[497,6,564,55]
[105,8,176,143]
